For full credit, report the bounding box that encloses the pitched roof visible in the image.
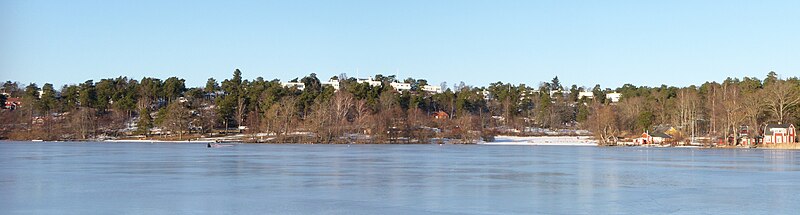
[650,125,674,138]
[764,124,795,135]
[650,132,672,138]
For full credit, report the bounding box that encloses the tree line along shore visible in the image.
[1,70,798,146]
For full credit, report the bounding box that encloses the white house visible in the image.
[578,91,594,100]
[606,92,622,103]
[321,79,340,91]
[482,90,492,100]
[282,82,305,91]
[578,91,623,102]
[390,82,411,92]
[549,90,567,98]
[357,78,382,87]
[422,85,442,94]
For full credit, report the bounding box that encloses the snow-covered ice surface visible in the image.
[480,136,597,146]
[104,139,217,143]
[2,142,796,214]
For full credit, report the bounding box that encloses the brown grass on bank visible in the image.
[761,143,800,150]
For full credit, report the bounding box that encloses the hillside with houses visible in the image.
[1,70,799,147]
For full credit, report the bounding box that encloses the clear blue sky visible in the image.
[2,0,798,89]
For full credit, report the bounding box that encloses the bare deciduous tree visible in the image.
[740,91,765,132]
[160,102,190,140]
[719,83,744,144]
[587,103,619,145]
[270,96,297,140]
[71,107,96,139]
[764,80,800,124]
[616,96,644,135]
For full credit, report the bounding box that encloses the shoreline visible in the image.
[3,137,800,150]
[103,139,218,143]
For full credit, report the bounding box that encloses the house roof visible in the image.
[650,132,672,138]
[764,124,795,135]
[641,131,671,139]
[649,125,673,138]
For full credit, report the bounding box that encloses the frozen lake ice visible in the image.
[1,141,798,214]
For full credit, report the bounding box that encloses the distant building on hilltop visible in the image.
[606,92,622,103]
[482,90,492,100]
[321,79,340,91]
[578,91,594,100]
[282,82,305,91]
[390,82,411,92]
[356,78,382,87]
[422,85,442,94]
[575,91,621,103]
[281,76,444,94]
[547,90,570,99]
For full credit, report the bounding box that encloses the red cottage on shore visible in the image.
[763,124,797,144]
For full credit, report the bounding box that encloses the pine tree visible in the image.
[137,108,153,137]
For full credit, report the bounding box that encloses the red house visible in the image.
[634,130,671,145]
[432,111,449,119]
[4,97,21,110]
[763,124,797,144]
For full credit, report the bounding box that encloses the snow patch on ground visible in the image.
[480,136,597,146]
